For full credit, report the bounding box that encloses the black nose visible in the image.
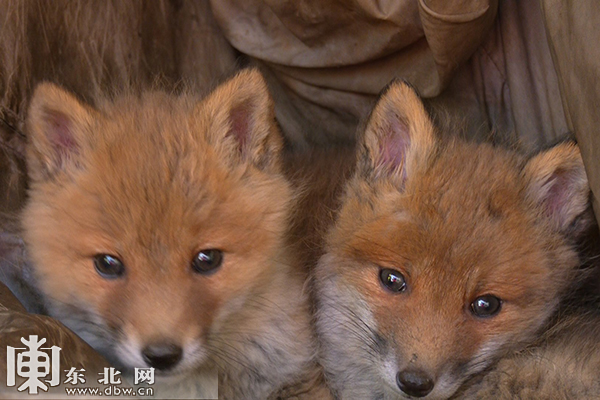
[396,369,434,397]
[142,342,183,371]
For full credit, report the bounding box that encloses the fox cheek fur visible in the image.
[22,70,323,398]
[315,81,591,399]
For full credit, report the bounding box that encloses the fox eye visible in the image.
[192,249,223,275]
[379,268,407,293]
[93,254,125,279]
[470,295,502,318]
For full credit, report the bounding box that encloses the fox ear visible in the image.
[523,142,590,233]
[201,69,283,170]
[26,83,95,180]
[361,80,436,184]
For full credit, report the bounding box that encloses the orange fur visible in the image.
[315,81,591,399]
[22,70,325,399]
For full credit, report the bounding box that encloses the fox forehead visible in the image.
[332,142,560,300]
[406,142,527,220]
[36,94,285,234]
[40,163,288,274]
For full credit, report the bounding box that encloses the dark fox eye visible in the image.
[470,295,502,318]
[93,254,125,279]
[192,249,223,275]
[379,268,407,293]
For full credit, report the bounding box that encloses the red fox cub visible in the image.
[22,70,326,399]
[315,80,592,399]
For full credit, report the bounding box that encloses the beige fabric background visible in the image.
[541,0,600,226]
[210,0,500,146]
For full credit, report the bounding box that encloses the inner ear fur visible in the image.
[26,83,96,181]
[523,142,590,233]
[361,80,436,183]
[199,69,283,171]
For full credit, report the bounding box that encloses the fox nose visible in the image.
[142,342,183,371]
[396,369,434,397]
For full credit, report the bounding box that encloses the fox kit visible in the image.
[22,70,325,399]
[314,81,591,399]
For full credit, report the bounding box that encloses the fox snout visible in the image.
[141,342,184,371]
[116,329,206,376]
[387,346,461,399]
[396,368,435,397]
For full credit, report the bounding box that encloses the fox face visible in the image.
[315,82,590,399]
[22,70,298,379]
